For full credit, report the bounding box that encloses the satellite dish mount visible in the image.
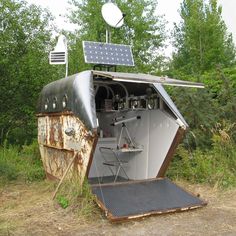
[106,27,111,44]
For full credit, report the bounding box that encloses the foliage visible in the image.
[0,140,45,185]
[0,147,18,183]
[68,0,167,74]
[168,66,236,150]
[167,0,236,187]
[167,121,236,188]
[57,195,70,209]
[0,0,64,145]
[171,0,235,75]
[167,0,236,149]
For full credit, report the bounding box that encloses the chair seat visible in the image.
[103,160,129,166]
[99,146,130,182]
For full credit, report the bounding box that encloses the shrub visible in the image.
[0,145,21,181]
[0,140,45,185]
[167,121,236,188]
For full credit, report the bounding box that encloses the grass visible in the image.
[0,220,15,236]
[167,127,236,188]
[0,140,45,186]
[0,141,98,219]
[55,173,98,219]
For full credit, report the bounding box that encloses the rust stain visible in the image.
[77,154,83,166]
[36,111,73,117]
[48,116,64,148]
[38,113,97,183]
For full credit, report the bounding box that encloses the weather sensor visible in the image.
[49,34,68,77]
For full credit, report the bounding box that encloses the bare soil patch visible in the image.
[0,180,236,236]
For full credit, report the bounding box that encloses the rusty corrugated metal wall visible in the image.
[38,112,97,181]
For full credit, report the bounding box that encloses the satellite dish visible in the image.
[102,2,124,28]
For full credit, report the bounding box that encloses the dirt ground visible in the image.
[0,180,236,236]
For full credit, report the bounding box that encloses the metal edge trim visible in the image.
[85,133,99,178]
[90,177,165,188]
[107,203,207,222]
[157,127,186,177]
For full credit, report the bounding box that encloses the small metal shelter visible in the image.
[37,69,206,221]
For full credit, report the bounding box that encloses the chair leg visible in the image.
[99,175,104,184]
[120,165,129,180]
[100,147,130,183]
[114,166,121,182]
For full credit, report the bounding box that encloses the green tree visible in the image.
[166,0,236,149]
[68,0,167,74]
[171,0,235,75]
[0,0,62,145]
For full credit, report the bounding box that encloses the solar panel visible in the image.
[83,41,134,66]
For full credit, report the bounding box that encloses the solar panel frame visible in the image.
[83,41,135,67]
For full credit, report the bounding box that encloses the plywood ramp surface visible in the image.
[92,178,206,222]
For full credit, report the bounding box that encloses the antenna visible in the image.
[101,2,125,43]
[49,34,68,78]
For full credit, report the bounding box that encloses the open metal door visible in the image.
[92,71,204,88]
[91,178,206,222]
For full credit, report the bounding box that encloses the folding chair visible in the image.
[99,146,129,182]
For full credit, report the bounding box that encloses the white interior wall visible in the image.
[88,109,179,180]
[148,110,179,178]
[122,110,149,179]
[88,137,117,178]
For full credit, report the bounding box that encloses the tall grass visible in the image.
[0,141,97,218]
[167,122,236,188]
[56,173,98,219]
[0,140,45,186]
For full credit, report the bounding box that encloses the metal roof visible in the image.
[37,71,97,131]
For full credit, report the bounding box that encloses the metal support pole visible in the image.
[106,28,111,43]
[66,52,68,78]
[65,38,68,78]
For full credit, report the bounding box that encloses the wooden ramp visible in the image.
[91,178,207,222]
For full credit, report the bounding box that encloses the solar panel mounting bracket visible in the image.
[93,64,117,72]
